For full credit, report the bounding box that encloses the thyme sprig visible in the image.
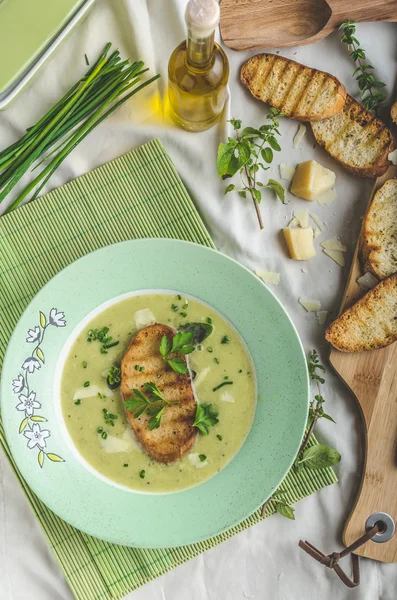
[339,20,386,113]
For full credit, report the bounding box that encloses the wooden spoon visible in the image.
[220,0,397,51]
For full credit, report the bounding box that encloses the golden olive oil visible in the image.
[168,0,229,132]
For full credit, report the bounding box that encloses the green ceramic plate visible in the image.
[1,239,308,548]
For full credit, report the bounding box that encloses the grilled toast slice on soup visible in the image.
[121,323,197,463]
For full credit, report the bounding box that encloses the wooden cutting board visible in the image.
[220,0,397,51]
[329,157,397,563]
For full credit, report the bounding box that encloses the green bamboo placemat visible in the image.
[0,138,337,600]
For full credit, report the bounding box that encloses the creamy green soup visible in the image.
[60,292,256,492]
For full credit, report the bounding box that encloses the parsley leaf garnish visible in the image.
[159,331,194,375]
[193,403,219,435]
[124,382,179,430]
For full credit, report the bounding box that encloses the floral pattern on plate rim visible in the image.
[12,308,66,468]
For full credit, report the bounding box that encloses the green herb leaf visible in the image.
[171,331,194,353]
[240,127,261,139]
[160,335,171,358]
[199,454,207,462]
[271,489,287,499]
[276,502,295,520]
[267,179,285,203]
[268,136,281,151]
[252,188,261,203]
[224,183,236,194]
[261,147,273,164]
[179,322,213,344]
[229,118,242,130]
[125,384,178,429]
[149,406,165,430]
[167,357,189,374]
[143,381,164,401]
[321,412,337,424]
[139,469,146,479]
[193,403,219,435]
[299,444,341,470]
[217,141,251,178]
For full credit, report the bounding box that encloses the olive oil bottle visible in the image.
[168,0,229,132]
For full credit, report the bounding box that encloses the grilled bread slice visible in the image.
[311,95,395,178]
[240,54,346,121]
[121,323,197,463]
[361,179,397,279]
[325,274,397,352]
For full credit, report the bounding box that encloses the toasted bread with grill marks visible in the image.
[240,54,346,121]
[311,95,395,178]
[121,323,197,464]
[325,274,397,352]
[361,179,397,279]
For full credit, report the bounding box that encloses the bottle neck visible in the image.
[186,27,215,70]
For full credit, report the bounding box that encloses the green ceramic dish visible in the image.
[1,239,309,548]
[0,0,88,94]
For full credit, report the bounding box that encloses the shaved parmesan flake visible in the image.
[309,212,323,231]
[189,453,208,468]
[323,248,345,267]
[388,149,397,165]
[293,209,309,228]
[279,163,296,181]
[321,237,347,252]
[221,391,235,403]
[73,385,101,400]
[288,217,299,227]
[299,298,321,312]
[194,367,210,387]
[122,428,140,448]
[313,228,321,238]
[316,310,328,325]
[99,435,132,454]
[293,124,306,149]
[255,269,280,285]
[357,272,378,291]
[316,188,336,205]
[134,308,156,330]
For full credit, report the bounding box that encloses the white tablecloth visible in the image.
[1,1,397,598]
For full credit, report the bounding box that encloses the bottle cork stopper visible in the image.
[185,0,220,38]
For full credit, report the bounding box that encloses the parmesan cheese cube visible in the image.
[291,160,336,201]
[283,227,316,260]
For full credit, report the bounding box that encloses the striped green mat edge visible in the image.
[0,138,337,600]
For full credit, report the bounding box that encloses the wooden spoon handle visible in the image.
[330,0,397,25]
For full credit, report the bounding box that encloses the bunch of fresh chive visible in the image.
[0,43,160,213]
